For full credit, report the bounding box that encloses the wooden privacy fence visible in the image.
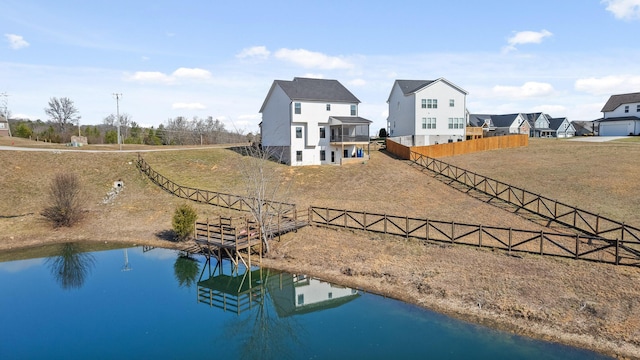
[136,153,296,215]
[309,206,640,266]
[385,135,528,159]
[409,151,640,247]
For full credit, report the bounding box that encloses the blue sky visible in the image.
[1,0,640,134]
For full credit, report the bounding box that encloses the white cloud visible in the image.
[602,0,640,20]
[348,78,367,86]
[127,67,211,84]
[503,30,553,53]
[172,102,206,110]
[575,75,640,95]
[302,73,324,79]
[128,71,172,83]
[274,48,353,69]
[236,46,270,59]
[172,67,212,79]
[5,34,29,49]
[492,82,555,98]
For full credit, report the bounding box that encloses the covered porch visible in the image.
[328,116,372,164]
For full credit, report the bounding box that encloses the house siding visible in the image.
[261,85,291,147]
[604,101,640,118]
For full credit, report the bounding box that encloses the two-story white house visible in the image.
[260,77,372,166]
[387,78,468,146]
[598,92,640,136]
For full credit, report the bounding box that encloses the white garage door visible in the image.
[600,123,628,136]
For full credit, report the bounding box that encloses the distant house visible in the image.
[549,117,576,138]
[571,120,598,136]
[598,92,640,136]
[523,113,554,138]
[468,113,530,136]
[387,78,468,145]
[259,77,372,166]
[0,115,9,137]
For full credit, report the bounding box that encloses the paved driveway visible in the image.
[567,136,629,142]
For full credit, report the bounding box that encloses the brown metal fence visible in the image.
[136,153,296,215]
[309,206,640,266]
[409,152,640,248]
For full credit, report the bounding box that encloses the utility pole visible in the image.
[0,92,11,137]
[113,93,122,150]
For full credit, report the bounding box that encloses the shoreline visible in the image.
[2,233,638,359]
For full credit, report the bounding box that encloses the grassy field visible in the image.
[1,136,640,358]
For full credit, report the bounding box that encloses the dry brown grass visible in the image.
[1,137,640,358]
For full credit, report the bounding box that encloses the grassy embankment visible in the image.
[1,136,640,358]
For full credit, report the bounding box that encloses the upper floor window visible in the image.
[427,99,437,109]
[421,99,427,109]
[625,105,629,113]
[295,126,302,138]
[319,127,326,139]
[326,104,331,111]
[637,105,640,112]
[449,99,455,107]
[350,104,357,116]
[294,102,301,114]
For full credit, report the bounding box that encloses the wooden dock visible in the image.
[193,212,309,268]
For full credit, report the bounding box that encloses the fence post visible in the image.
[326,208,329,226]
[508,227,512,254]
[575,235,579,259]
[451,221,455,243]
[384,214,387,234]
[426,219,430,241]
[363,211,367,231]
[540,230,544,255]
[478,224,482,247]
[596,214,600,235]
[615,239,620,265]
[344,209,348,228]
[308,207,313,225]
[406,215,409,239]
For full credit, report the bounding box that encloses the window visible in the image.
[421,117,427,129]
[326,104,331,111]
[448,118,465,129]
[294,102,301,114]
[421,99,427,109]
[296,151,302,162]
[297,294,304,305]
[637,105,640,112]
[319,127,325,138]
[449,99,455,107]
[295,126,302,138]
[320,150,326,161]
[350,104,357,116]
[625,105,629,113]
[427,99,437,109]
[426,117,436,129]
[344,149,349,158]
[328,292,333,299]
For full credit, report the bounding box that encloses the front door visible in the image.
[331,151,335,163]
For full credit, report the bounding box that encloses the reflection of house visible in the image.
[197,261,268,314]
[387,78,468,145]
[259,77,372,166]
[0,115,9,137]
[598,92,640,136]
[267,273,359,317]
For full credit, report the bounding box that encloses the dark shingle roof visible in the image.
[468,114,492,127]
[490,114,521,127]
[329,116,372,124]
[548,117,567,131]
[395,80,436,95]
[601,92,640,112]
[275,77,360,103]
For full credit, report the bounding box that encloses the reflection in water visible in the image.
[174,253,199,288]
[122,249,132,272]
[46,243,96,290]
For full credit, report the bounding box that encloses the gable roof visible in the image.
[260,77,359,112]
[490,114,522,128]
[468,114,492,127]
[389,78,468,102]
[548,117,568,131]
[601,92,640,112]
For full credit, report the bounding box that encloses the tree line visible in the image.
[7,97,255,145]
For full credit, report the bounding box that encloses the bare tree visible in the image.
[44,97,80,134]
[237,144,291,254]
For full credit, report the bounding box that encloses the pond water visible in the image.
[0,244,610,360]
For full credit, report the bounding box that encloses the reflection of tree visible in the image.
[222,269,305,360]
[46,242,96,290]
[174,253,199,288]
